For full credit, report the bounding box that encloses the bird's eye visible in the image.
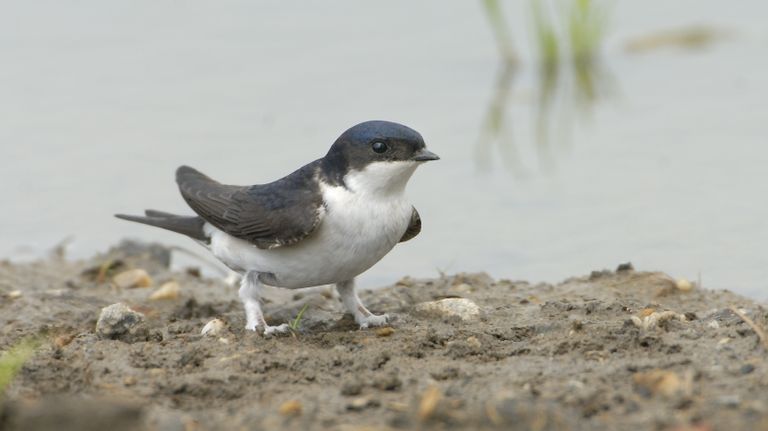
[371,141,388,154]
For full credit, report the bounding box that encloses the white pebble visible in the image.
[149,281,180,300]
[201,318,226,336]
[413,298,481,321]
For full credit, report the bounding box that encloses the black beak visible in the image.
[411,148,440,162]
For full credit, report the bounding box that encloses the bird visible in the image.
[115,120,439,335]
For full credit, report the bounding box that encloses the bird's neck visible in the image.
[343,161,418,198]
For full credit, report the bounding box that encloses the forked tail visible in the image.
[115,210,208,243]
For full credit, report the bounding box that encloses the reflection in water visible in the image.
[625,25,727,54]
[475,61,527,176]
[478,0,614,174]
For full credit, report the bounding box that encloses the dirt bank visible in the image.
[1,242,767,430]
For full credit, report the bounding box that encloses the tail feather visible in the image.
[144,209,181,218]
[115,212,208,243]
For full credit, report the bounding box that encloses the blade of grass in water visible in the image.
[482,0,519,64]
[531,0,560,73]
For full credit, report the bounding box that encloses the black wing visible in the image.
[399,207,422,242]
[176,164,325,249]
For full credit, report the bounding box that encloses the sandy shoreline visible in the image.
[1,241,767,430]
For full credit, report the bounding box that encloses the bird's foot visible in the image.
[263,323,291,337]
[357,313,389,329]
[244,321,291,336]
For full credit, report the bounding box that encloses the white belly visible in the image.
[204,184,413,288]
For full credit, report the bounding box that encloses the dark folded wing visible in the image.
[399,207,422,242]
[176,165,324,249]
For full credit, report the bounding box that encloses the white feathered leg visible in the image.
[239,272,290,336]
[336,278,389,328]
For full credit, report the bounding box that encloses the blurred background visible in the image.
[1,1,766,298]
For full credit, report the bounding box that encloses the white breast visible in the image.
[205,161,418,288]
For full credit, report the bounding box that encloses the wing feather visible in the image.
[176,164,324,249]
[399,207,422,242]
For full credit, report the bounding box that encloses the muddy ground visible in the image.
[1,241,767,431]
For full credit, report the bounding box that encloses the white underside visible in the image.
[205,161,419,289]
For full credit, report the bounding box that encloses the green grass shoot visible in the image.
[290,303,310,332]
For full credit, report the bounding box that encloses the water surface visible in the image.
[2,1,766,298]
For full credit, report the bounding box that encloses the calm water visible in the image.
[2,1,767,299]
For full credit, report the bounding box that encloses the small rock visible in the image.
[376,327,395,337]
[123,376,137,386]
[466,336,482,349]
[201,319,226,336]
[676,278,693,292]
[708,320,720,329]
[96,303,147,342]
[113,269,152,289]
[453,283,473,293]
[54,333,76,348]
[740,364,756,375]
[418,386,442,421]
[616,262,634,272]
[633,310,687,330]
[633,369,691,398]
[149,281,180,300]
[716,394,741,408]
[8,290,22,299]
[374,374,402,391]
[341,381,363,396]
[413,298,480,321]
[278,399,302,416]
[347,396,378,411]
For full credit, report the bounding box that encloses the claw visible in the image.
[357,313,389,329]
[263,323,291,337]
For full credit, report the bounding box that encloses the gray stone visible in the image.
[96,303,147,342]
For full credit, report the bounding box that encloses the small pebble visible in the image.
[632,369,689,398]
[113,269,152,289]
[123,376,137,386]
[149,281,180,300]
[676,278,693,292]
[466,336,481,349]
[413,298,480,321]
[341,381,363,396]
[8,290,22,299]
[717,394,741,408]
[376,327,395,337]
[708,320,720,329]
[347,396,377,411]
[54,333,76,348]
[740,364,755,375]
[201,319,226,336]
[453,283,473,293]
[418,386,442,421]
[278,400,302,416]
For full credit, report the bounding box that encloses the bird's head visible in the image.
[323,120,439,195]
